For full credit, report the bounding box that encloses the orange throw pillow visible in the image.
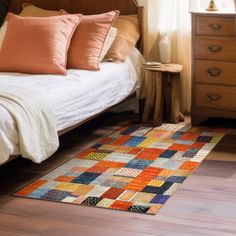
[104,15,140,63]
[65,10,119,71]
[0,13,82,75]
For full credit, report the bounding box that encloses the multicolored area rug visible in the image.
[15,123,227,215]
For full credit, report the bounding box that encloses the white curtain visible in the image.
[138,0,235,113]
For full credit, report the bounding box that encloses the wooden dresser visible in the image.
[191,11,236,125]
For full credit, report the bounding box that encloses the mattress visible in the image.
[0,48,144,163]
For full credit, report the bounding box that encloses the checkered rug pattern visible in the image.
[15,123,227,215]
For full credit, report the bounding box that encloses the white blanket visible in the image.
[0,86,59,164]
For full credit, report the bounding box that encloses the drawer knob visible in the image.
[208,45,223,53]
[207,67,223,77]
[207,93,222,101]
[208,23,223,30]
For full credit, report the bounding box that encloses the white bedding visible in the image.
[0,48,144,164]
[0,86,59,164]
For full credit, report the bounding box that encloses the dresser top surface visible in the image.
[190,10,236,16]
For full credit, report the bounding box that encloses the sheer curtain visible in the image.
[138,0,235,113]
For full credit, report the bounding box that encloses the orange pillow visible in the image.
[65,10,119,71]
[0,13,82,75]
[104,15,140,62]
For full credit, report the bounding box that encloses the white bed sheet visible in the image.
[0,48,144,162]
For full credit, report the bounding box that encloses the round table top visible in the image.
[143,63,183,73]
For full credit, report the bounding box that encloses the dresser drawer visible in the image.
[196,84,236,110]
[195,38,236,61]
[195,60,236,85]
[196,16,235,36]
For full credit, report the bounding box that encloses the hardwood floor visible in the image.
[0,113,236,236]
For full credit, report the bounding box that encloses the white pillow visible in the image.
[0,21,7,49]
[100,27,117,61]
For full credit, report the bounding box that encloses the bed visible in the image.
[0,0,144,165]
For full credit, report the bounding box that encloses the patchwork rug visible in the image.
[15,123,227,215]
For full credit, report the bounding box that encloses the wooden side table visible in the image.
[141,63,184,126]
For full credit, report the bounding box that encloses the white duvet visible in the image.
[0,48,144,165]
[0,86,59,163]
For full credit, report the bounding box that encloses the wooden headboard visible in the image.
[8,0,144,50]
[9,0,140,15]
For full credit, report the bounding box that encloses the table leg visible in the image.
[142,70,156,123]
[163,73,171,120]
[170,74,181,123]
[153,72,163,126]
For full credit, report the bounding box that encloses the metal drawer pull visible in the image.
[207,67,223,77]
[208,23,223,30]
[207,93,222,101]
[208,45,222,52]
